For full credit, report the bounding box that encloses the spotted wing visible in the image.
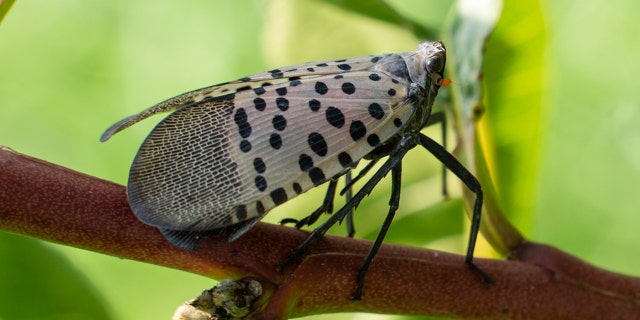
[126,69,418,237]
[100,53,400,142]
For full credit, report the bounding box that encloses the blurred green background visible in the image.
[1,0,639,319]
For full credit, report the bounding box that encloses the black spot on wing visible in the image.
[234,108,251,138]
[299,154,314,171]
[240,140,251,152]
[272,115,287,131]
[253,157,266,173]
[270,188,288,205]
[367,134,381,147]
[309,167,325,186]
[255,175,267,192]
[308,132,328,157]
[368,103,385,119]
[338,152,352,168]
[235,85,252,92]
[325,106,345,128]
[269,69,284,79]
[236,205,248,220]
[270,133,282,149]
[253,97,266,111]
[349,120,366,141]
[256,201,265,214]
[315,82,328,95]
[341,82,355,95]
[309,99,321,112]
[276,97,289,111]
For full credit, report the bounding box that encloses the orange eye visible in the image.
[441,78,451,87]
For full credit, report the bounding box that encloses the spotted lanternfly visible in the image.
[101,41,490,299]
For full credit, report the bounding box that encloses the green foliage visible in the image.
[533,0,640,274]
[483,0,546,231]
[1,0,639,319]
[0,233,110,319]
[0,0,14,25]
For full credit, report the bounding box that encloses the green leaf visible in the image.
[260,0,422,67]
[444,0,503,124]
[363,199,465,246]
[0,0,15,25]
[321,0,435,38]
[0,232,110,320]
[0,2,263,319]
[442,0,518,253]
[482,0,546,229]
[532,0,640,276]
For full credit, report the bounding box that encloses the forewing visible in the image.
[127,66,417,233]
[100,53,401,142]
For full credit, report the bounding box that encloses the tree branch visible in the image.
[1,146,639,319]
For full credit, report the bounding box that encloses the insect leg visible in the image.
[353,163,402,300]
[418,133,492,284]
[339,159,379,196]
[280,179,338,228]
[425,111,448,197]
[343,171,356,237]
[281,172,356,236]
[277,145,410,272]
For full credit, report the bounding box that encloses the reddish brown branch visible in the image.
[1,146,639,319]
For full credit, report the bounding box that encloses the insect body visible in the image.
[102,41,488,298]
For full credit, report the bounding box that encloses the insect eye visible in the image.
[426,56,444,73]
